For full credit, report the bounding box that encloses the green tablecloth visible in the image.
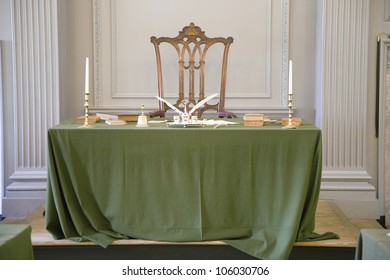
[355,229,390,260]
[46,119,338,259]
[0,224,34,260]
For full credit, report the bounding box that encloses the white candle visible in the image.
[85,57,89,93]
[288,60,292,94]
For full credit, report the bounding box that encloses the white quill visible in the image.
[155,96,184,116]
[188,93,219,116]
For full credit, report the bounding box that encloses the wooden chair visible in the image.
[149,23,236,118]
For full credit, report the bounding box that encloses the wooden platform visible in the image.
[1,200,384,260]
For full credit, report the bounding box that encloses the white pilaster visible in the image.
[378,39,390,227]
[3,0,60,217]
[0,41,4,218]
[316,0,378,218]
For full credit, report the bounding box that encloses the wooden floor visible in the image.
[1,200,384,259]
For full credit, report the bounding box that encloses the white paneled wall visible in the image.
[0,0,383,218]
[92,0,290,114]
[3,0,60,217]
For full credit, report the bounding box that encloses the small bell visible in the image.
[136,104,149,127]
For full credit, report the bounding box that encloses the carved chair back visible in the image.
[150,23,236,118]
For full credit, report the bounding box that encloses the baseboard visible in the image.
[2,198,45,218]
[318,199,380,220]
[319,181,381,219]
[3,181,46,218]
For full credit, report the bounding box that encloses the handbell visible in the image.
[136,115,149,127]
[136,104,149,127]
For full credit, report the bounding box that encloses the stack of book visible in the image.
[243,114,264,127]
[96,113,144,122]
[77,115,101,124]
[281,118,301,127]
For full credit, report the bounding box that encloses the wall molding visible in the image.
[93,0,102,108]
[378,39,390,227]
[385,0,390,22]
[322,170,373,181]
[0,41,3,217]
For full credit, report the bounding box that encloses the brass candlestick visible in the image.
[79,92,93,128]
[282,92,296,129]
